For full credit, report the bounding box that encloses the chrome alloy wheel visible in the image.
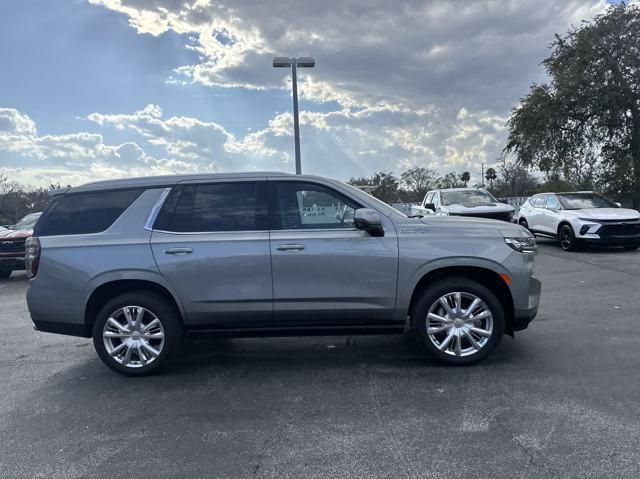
[102,306,165,368]
[426,292,494,357]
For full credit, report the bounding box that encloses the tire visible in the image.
[559,224,578,251]
[0,270,12,280]
[623,244,640,251]
[411,277,505,365]
[92,291,184,376]
[518,218,529,231]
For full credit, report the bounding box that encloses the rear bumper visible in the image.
[32,319,90,338]
[27,283,89,337]
[513,276,541,332]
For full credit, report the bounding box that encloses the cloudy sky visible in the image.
[0,0,618,187]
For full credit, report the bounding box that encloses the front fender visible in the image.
[395,256,512,320]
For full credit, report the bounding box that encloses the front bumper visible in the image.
[580,234,640,246]
[450,212,514,222]
[512,276,541,332]
[0,255,25,271]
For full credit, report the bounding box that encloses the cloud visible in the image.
[1,101,506,186]
[0,0,616,186]
[79,0,612,183]
[0,107,197,186]
[86,104,288,170]
[89,0,608,111]
[0,108,38,137]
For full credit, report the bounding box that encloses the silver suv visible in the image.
[26,172,541,375]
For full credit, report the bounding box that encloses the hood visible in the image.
[442,203,515,214]
[418,215,528,237]
[0,228,33,240]
[563,208,640,221]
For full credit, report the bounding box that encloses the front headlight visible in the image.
[504,236,537,254]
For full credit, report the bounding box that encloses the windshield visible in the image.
[441,190,497,206]
[558,193,615,210]
[14,213,41,230]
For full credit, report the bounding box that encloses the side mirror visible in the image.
[354,208,384,237]
[424,203,436,211]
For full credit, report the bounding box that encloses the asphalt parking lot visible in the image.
[1,240,639,478]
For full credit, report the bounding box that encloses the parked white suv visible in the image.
[518,192,640,251]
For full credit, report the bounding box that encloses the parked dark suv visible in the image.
[26,173,541,375]
[0,212,41,279]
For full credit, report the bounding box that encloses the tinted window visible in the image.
[545,195,560,210]
[34,189,143,236]
[424,192,434,205]
[158,182,267,232]
[271,182,361,230]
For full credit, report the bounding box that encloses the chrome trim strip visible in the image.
[144,188,171,231]
[152,227,359,235]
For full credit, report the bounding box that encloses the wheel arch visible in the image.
[557,220,574,237]
[408,265,515,335]
[84,276,186,337]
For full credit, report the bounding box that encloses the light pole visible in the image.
[273,56,315,175]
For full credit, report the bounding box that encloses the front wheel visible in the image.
[518,218,529,231]
[559,224,578,251]
[92,291,183,376]
[411,278,505,365]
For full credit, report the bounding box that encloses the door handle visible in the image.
[164,247,193,255]
[276,244,305,251]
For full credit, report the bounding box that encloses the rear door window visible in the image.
[155,182,268,232]
[34,189,144,236]
[532,196,546,207]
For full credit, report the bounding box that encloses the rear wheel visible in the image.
[0,270,12,279]
[559,224,578,251]
[411,277,505,365]
[92,291,184,376]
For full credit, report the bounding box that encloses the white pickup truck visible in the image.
[412,188,515,222]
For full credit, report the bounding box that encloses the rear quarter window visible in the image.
[34,189,144,236]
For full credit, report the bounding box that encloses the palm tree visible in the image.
[485,167,497,189]
[460,171,471,186]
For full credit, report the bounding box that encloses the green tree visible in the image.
[0,175,52,224]
[505,2,640,206]
[484,167,497,190]
[400,167,438,197]
[460,171,471,186]
[436,172,465,189]
[491,158,539,198]
[348,171,399,202]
